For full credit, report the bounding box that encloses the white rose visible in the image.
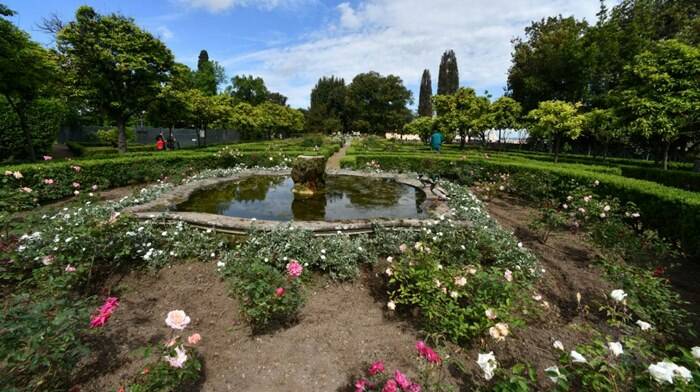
[570,350,587,363]
[610,289,627,303]
[608,341,623,357]
[454,276,467,286]
[648,361,677,384]
[387,301,396,310]
[691,346,700,360]
[485,308,497,320]
[476,352,498,380]
[636,320,653,331]
[545,366,564,383]
[165,310,191,330]
[553,340,564,351]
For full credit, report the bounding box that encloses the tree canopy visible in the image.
[418,69,433,117]
[346,72,412,135]
[527,100,584,162]
[57,6,174,152]
[437,50,459,95]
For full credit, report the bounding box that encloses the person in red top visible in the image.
[156,135,165,151]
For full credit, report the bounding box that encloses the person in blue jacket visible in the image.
[430,130,444,152]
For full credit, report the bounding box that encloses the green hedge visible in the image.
[344,153,700,257]
[1,152,284,205]
[620,165,700,192]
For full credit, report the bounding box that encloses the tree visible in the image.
[403,116,434,143]
[197,50,209,71]
[527,100,584,163]
[227,102,259,140]
[618,39,700,169]
[433,87,488,148]
[346,72,412,134]
[255,102,304,139]
[0,5,57,161]
[182,90,232,146]
[490,96,522,143]
[418,69,433,117]
[267,92,287,106]
[57,6,174,152]
[582,108,620,158]
[194,60,225,96]
[306,76,347,133]
[507,16,589,111]
[437,50,459,95]
[227,75,270,105]
[147,63,194,138]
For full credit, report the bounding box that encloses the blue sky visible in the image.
[6,0,607,109]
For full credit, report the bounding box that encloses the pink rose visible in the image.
[41,255,54,265]
[43,155,52,160]
[90,313,109,328]
[286,260,303,278]
[164,345,188,368]
[368,360,385,375]
[394,370,411,389]
[165,310,191,330]
[65,264,76,272]
[275,287,285,297]
[91,184,98,191]
[43,178,54,185]
[406,384,422,392]
[72,182,80,188]
[382,379,398,392]
[71,165,81,172]
[354,379,371,392]
[415,341,441,363]
[187,333,202,345]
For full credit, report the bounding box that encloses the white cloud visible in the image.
[177,0,309,13]
[220,0,610,108]
[156,25,174,40]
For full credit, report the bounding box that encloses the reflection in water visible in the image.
[177,175,426,221]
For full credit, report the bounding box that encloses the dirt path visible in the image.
[326,141,350,170]
[78,262,433,392]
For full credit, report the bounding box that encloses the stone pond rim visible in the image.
[124,168,457,235]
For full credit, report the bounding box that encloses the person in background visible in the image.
[155,134,165,151]
[430,130,443,152]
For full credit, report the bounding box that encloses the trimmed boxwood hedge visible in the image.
[620,165,700,192]
[0,140,340,206]
[343,153,700,257]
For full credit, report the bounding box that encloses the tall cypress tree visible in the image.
[418,69,433,117]
[437,49,459,95]
[197,49,209,71]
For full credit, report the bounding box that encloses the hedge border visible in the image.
[343,153,700,257]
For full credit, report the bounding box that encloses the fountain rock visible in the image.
[291,155,327,196]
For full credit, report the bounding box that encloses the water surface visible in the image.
[177,175,426,221]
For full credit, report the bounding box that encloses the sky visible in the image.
[6,0,608,109]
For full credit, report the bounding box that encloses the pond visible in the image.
[176,175,427,221]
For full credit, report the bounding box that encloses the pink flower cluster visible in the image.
[286,260,303,278]
[354,361,421,392]
[415,341,441,364]
[90,297,119,328]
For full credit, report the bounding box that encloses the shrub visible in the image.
[0,294,93,392]
[0,97,67,162]
[386,248,526,344]
[95,126,135,147]
[222,258,304,331]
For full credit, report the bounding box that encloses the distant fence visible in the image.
[58,125,240,148]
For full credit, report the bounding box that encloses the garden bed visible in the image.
[77,261,443,391]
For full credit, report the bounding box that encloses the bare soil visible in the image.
[76,262,436,392]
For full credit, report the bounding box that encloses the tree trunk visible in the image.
[498,129,502,144]
[663,141,670,170]
[460,133,465,149]
[587,142,592,157]
[603,142,609,159]
[554,134,561,163]
[5,96,36,161]
[117,118,127,153]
